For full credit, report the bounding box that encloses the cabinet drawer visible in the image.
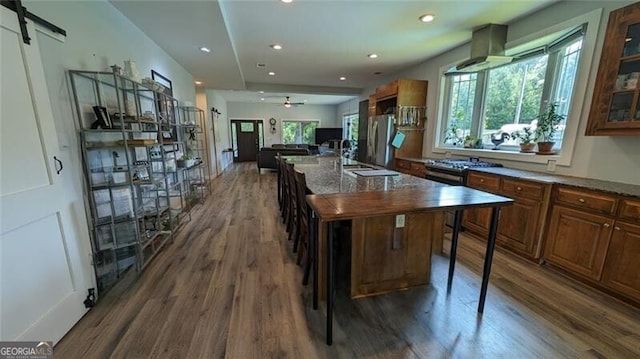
[466,172,500,192]
[501,178,545,200]
[555,187,617,215]
[410,162,426,177]
[618,198,640,222]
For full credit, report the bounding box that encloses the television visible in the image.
[315,128,343,147]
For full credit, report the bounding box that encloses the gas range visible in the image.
[424,157,502,185]
[425,158,503,172]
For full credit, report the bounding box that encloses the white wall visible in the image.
[226,102,339,146]
[363,0,639,185]
[25,0,197,281]
[205,89,232,172]
[336,98,360,121]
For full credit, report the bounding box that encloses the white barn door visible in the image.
[1,7,92,344]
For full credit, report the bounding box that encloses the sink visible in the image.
[342,164,374,170]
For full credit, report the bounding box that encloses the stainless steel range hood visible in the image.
[447,24,512,74]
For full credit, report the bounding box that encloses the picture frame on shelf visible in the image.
[158,124,177,143]
[92,106,112,129]
[151,70,173,96]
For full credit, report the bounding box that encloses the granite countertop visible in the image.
[469,167,640,198]
[284,156,446,194]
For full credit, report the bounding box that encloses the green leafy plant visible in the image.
[535,102,565,142]
[463,135,483,149]
[444,122,463,145]
[511,126,535,145]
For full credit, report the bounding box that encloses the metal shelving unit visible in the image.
[69,70,188,293]
[179,107,211,207]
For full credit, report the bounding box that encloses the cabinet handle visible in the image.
[480,179,485,183]
[54,156,63,175]
[578,198,586,203]
[615,226,621,231]
[603,223,610,228]
[516,186,522,191]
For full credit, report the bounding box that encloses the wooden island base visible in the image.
[350,212,444,298]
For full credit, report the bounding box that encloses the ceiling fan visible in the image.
[283,96,304,108]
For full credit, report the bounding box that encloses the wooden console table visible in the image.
[306,187,513,345]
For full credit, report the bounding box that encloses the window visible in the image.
[342,113,359,158]
[440,25,585,152]
[282,120,318,144]
[342,113,359,141]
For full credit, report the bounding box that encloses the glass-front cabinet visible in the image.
[69,70,195,294]
[587,2,640,135]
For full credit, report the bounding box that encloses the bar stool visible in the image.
[276,153,284,211]
[284,162,298,241]
[279,157,292,224]
[293,168,312,285]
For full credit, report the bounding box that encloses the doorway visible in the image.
[230,119,264,162]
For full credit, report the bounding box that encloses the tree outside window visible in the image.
[282,121,318,144]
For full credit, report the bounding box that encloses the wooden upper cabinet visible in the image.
[375,80,398,101]
[368,94,377,118]
[396,79,428,107]
[586,2,640,135]
[371,79,428,160]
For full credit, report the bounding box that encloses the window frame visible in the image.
[432,9,602,167]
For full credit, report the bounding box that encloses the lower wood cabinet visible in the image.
[601,221,640,300]
[497,197,542,255]
[543,187,640,304]
[543,206,614,281]
[463,172,550,259]
[394,158,426,178]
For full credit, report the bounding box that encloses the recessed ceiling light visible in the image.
[270,44,283,50]
[368,53,378,59]
[339,76,346,81]
[268,71,275,76]
[259,90,265,93]
[281,0,293,3]
[194,81,202,85]
[199,47,211,53]
[261,98,265,101]
[419,14,435,23]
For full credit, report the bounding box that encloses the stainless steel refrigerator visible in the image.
[366,114,394,167]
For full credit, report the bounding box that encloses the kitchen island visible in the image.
[281,156,514,345]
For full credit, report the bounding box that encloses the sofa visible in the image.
[257,147,310,171]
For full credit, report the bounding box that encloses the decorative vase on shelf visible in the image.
[123,60,141,82]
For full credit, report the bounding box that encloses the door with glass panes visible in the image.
[231,120,263,162]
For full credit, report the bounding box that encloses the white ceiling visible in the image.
[110,0,555,105]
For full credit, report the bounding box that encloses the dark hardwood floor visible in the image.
[54,162,640,358]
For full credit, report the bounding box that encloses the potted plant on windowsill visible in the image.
[463,135,483,149]
[512,127,536,153]
[535,102,565,155]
